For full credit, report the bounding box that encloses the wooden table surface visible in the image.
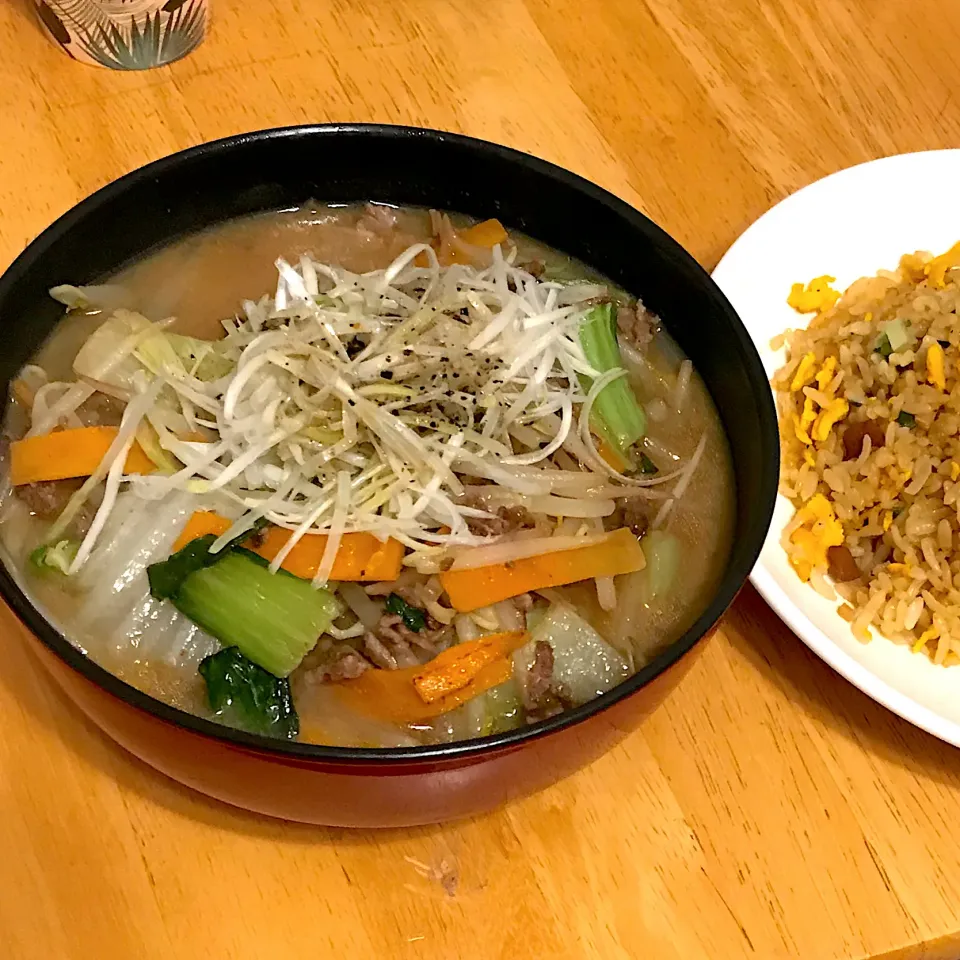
[2,1,960,957]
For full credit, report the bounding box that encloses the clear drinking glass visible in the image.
[34,0,209,70]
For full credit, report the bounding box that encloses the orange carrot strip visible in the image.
[413,630,529,703]
[9,426,155,486]
[171,511,231,551]
[414,219,509,267]
[333,631,528,723]
[596,437,630,473]
[171,511,405,582]
[459,218,508,248]
[439,527,646,612]
[254,527,405,582]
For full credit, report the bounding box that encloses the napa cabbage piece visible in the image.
[521,604,630,705]
[73,310,232,393]
[637,530,680,603]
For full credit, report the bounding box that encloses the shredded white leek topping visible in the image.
[45,242,701,574]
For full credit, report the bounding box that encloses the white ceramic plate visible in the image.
[713,149,960,747]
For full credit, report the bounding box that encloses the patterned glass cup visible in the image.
[34,0,208,70]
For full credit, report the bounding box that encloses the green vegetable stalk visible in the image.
[148,530,339,677]
[578,303,646,457]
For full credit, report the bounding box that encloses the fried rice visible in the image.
[773,242,960,665]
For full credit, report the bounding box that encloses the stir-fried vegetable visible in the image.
[525,605,630,704]
[479,679,524,734]
[30,540,78,575]
[12,214,715,747]
[149,539,339,677]
[637,530,680,603]
[385,592,427,631]
[415,217,508,266]
[579,303,647,457]
[171,511,404,582]
[9,426,155,486]
[440,527,646,612]
[335,631,529,723]
[73,310,231,392]
[414,631,527,702]
[199,647,299,738]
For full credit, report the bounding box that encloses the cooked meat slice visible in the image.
[374,611,453,656]
[364,632,400,670]
[465,504,535,537]
[842,420,886,460]
[616,302,660,351]
[304,642,371,683]
[608,499,649,538]
[458,490,535,537]
[323,648,370,681]
[359,202,399,234]
[521,259,545,279]
[521,640,570,722]
[827,545,861,582]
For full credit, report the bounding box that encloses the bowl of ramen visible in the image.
[0,125,776,825]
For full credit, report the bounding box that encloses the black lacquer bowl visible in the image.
[0,125,777,826]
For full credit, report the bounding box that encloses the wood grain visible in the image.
[3,0,960,957]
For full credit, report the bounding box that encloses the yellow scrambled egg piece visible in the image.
[793,396,818,445]
[789,493,844,581]
[951,461,960,482]
[926,342,946,391]
[925,241,960,288]
[812,397,849,443]
[887,562,911,575]
[790,352,817,391]
[913,627,940,654]
[787,276,841,314]
[883,511,893,531]
[815,356,837,392]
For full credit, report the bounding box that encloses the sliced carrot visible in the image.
[171,511,405,582]
[334,631,528,723]
[439,527,646,612]
[460,218,508,248]
[9,426,155,486]
[413,630,529,703]
[171,511,231,550]
[596,437,631,473]
[414,218,509,267]
[255,526,405,582]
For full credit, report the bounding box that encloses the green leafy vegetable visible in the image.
[199,647,299,739]
[154,547,339,677]
[874,333,893,359]
[578,302,646,455]
[637,451,659,476]
[148,534,220,599]
[147,520,269,599]
[881,317,911,352]
[897,410,916,428]
[385,593,427,631]
[30,540,78,575]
